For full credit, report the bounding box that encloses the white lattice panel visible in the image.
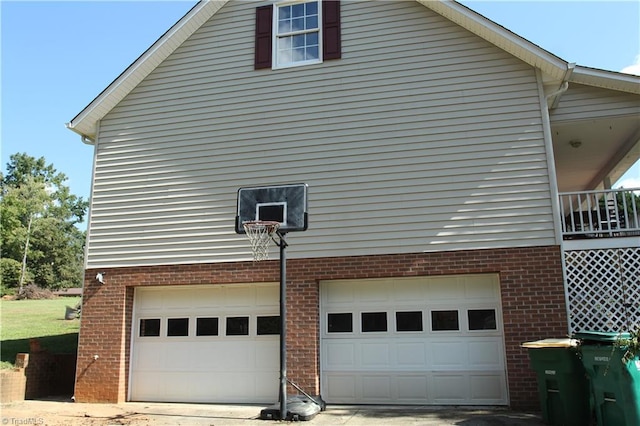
[565,247,640,333]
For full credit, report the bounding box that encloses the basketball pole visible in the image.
[277,231,288,420]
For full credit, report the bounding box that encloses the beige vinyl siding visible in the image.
[87,1,554,268]
[551,83,640,123]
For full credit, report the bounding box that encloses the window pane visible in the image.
[196,317,218,336]
[167,318,189,336]
[279,5,291,19]
[362,312,387,332]
[468,309,497,330]
[306,16,318,30]
[139,318,160,337]
[292,17,305,31]
[257,316,280,335]
[328,313,352,333]
[226,317,249,336]
[305,1,317,15]
[306,32,318,46]
[291,3,305,17]
[431,310,459,331]
[306,46,319,61]
[396,311,423,332]
[278,37,292,50]
[292,47,305,62]
[278,20,292,34]
[293,34,306,48]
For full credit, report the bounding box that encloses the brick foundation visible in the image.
[75,246,566,409]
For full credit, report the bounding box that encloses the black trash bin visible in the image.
[523,338,591,426]
[575,331,640,426]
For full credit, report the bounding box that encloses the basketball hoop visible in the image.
[243,221,280,261]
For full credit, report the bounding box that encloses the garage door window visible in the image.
[361,312,387,332]
[431,310,459,331]
[226,316,249,336]
[167,318,189,336]
[396,311,423,332]
[139,318,160,337]
[468,309,497,330]
[196,317,219,336]
[328,313,352,333]
[257,316,280,335]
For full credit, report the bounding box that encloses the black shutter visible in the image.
[255,5,273,69]
[322,0,341,60]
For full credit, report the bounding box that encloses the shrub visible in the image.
[0,258,26,292]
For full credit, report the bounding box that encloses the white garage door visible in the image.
[130,284,279,403]
[320,274,508,405]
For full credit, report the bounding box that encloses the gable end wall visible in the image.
[87,1,555,268]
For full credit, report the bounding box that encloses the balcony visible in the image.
[560,188,640,242]
[559,188,640,333]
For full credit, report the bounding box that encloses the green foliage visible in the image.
[599,189,640,216]
[616,327,640,364]
[0,153,88,292]
[0,258,30,294]
[0,298,81,366]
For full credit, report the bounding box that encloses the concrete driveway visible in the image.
[1,399,545,425]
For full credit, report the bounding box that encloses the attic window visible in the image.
[255,0,341,70]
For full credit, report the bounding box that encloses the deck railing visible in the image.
[559,188,640,239]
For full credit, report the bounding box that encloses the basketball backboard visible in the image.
[235,184,308,234]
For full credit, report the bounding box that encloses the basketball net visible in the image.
[243,221,280,261]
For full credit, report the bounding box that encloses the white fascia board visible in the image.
[418,0,568,80]
[571,66,640,95]
[66,0,229,141]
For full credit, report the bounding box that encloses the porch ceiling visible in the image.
[552,116,640,193]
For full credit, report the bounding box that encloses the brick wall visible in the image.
[75,246,566,409]
[1,350,76,403]
[0,354,27,403]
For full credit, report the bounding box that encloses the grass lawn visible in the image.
[0,297,81,368]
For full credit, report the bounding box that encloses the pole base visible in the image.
[259,395,322,421]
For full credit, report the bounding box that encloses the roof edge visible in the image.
[419,0,569,80]
[67,0,228,139]
[571,66,640,95]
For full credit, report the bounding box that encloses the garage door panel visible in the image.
[397,375,428,400]
[360,342,391,366]
[396,342,426,366]
[469,373,506,403]
[431,374,467,403]
[324,342,356,368]
[362,375,392,399]
[359,281,392,303]
[320,274,508,405]
[224,286,255,307]
[464,275,500,299]
[468,339,504,368]
[428,278,465,300]
[325,374,357,400]
[133,342,165,370]
[431,341,467,368]
[255,286,278,306]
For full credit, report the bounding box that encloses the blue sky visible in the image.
[2,0,639,202]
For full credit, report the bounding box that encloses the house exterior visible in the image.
[67,0,640,409]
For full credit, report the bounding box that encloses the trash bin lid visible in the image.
[574,330,631,343]
[522,338,579,348]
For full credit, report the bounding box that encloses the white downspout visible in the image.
[536,68,572,332]
[81,135,95,145]
[546,63,575,110]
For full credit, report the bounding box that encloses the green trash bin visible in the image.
[523,338,591,426]
[575,331,640,426]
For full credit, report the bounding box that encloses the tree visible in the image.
[1,153,89,293]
